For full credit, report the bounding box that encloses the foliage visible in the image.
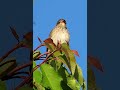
[88,56,104,90]
[0,80,6,90]
[33,38,86,90]
[0,26,33,89]
[0,26,104,90]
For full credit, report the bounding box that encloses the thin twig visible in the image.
[32,48,60,72]
[2,76,27,81]
[0,43,22,63]
[34,58,45,61]
[15,75,32,90]
[33,44,45,52]
[37,52,49,59]
[15,46,61,89]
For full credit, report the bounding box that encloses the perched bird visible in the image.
[49,19,70,46]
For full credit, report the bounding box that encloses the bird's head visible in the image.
[56,19,66,27]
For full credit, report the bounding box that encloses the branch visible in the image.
[7,61,32,76]
[2,75,27,81]
[37,52,49,59]
[32,48,60,72]
[15,75,32,90]
[33,44,45,52]
[0,43,23,63]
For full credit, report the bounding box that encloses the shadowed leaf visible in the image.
[19,85,33,90]
[58,67,72,90]
[0,80,6,90]
[22,32,33,49]
[0,59,17,79]
[88,56,104,72]
[23,32,32,41]
[88,63,97,90]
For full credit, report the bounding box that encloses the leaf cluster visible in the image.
[33,38,86,90]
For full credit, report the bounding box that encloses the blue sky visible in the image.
[33,0,87,84]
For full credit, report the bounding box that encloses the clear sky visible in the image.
[33,0,87,84]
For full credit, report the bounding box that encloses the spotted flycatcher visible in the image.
[49,19,70,46]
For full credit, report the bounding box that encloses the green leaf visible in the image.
[0,80,6,90]
[88,64,97,90]
[74,64,84,86]
[49,59,62,71]
[61,43,76,75]
[74,64,86,90]
[33,50,41,60]
[40,63,63,90]
[44,38,63,70]
[58,66,69,82]
[67,76,80,90]
[56,55,69,70]
[58,66,72,90]
[33,61,42,84]
[82,80,86,90]
[33,81,45,90]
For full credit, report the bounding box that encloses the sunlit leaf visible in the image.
[82,80,86,90]
[33,61,42,84]
[33,50,41,60]
[74,64,84,86]
[71,50,80,57]
[61,43,76,75]
[40,63,63,90]
[33,82,45,90]
[67,76,80,90]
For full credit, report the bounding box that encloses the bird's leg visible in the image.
[57,41,61,48]
[57,41,62,54]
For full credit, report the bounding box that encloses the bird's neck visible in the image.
[57,23,66,29]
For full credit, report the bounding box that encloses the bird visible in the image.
[49,19,70,46]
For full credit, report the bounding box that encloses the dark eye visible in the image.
[61,19,66,24]
[56,21,60,25]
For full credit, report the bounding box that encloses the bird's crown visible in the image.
[56,19,66,25]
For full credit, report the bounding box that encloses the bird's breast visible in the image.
[50,27,70,45]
